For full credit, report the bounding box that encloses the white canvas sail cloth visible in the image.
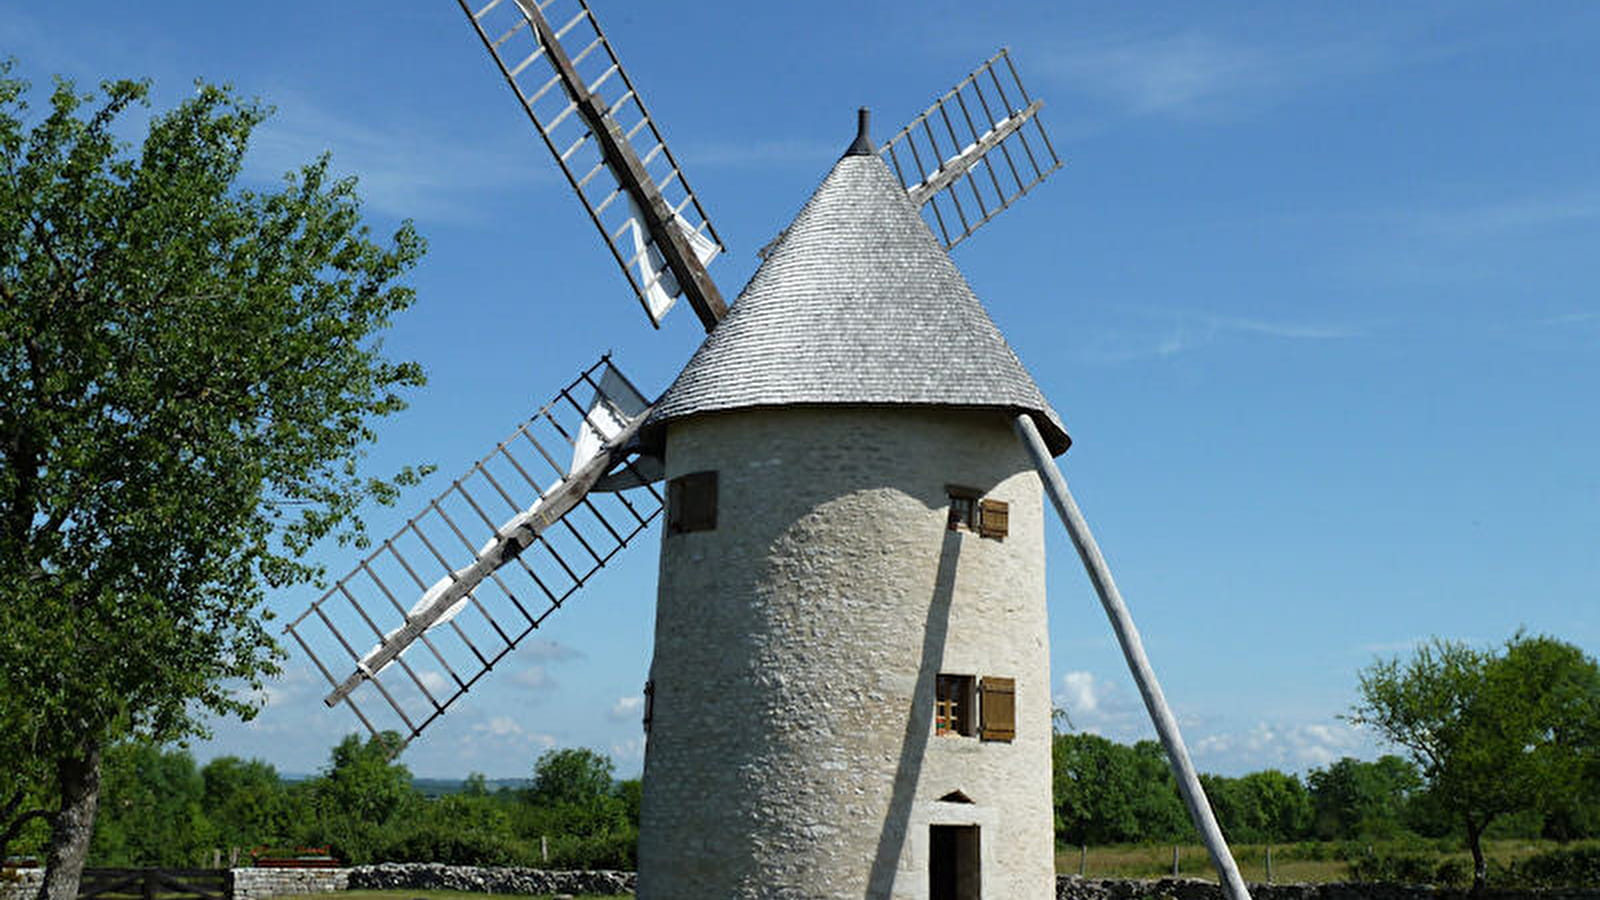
[356,366,651,675]
[624,195,720,324]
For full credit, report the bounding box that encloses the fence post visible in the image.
[1079,844,1087,877]
[1172,846,1180,876]
[1266,845,1273,885]
[541,835,549,863]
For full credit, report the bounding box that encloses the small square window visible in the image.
[935,674,976,737]
[668,471,717,533]
[947,488,1007,539]
[947,488,979,532]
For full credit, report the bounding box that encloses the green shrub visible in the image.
[1502,845,1600,888]
[1346,848,1440,884]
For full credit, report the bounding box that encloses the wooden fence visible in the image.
[77,869,229,900]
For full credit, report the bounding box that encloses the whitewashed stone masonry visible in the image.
[639,406,1054,900]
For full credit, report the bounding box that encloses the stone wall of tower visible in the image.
[638,406,1054,900]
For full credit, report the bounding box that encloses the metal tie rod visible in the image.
[1013,414,1252,900]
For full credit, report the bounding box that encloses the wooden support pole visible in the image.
[1013,414,1252,900]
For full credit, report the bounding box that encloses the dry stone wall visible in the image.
[0,869,41,900]
[10,868,1600,900]
[1055,877,1600,900]
[347,863,634,896]
[231,868,348,900]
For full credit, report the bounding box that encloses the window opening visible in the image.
[935,674,975,736]
[947,487,1007,539]
[668,471,717,533]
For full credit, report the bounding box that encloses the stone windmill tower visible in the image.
[288,3,1252,899]
[635,124,1070,898]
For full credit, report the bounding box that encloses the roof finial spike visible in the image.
[844,106,873,157]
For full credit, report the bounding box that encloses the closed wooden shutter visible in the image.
[979,676,1016,741]
[668,471,717,533]
[978,499,1009,539]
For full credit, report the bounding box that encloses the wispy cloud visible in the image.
[507,640,582,694]
[1542,311,1600,326]
[244,91,550,222]
[1392,190,1600,241]
[678,137,841,169]
[1034,12,1472,124]
[1077,308,1358,363]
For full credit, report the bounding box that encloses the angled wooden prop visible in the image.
[458,0,727,329]
[285,358,661,746]
[1014,414,1252,900]
[881,48,1063,250]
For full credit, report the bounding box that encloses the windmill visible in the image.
[286,2,1253,898]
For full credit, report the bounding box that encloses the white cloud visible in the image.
[510,665,554,691]
[610,736,645,764]
[473,715,526,738]
[608,695,644,722]
[1058,671,1103,715]
[521,639,582,662]
[417,669,450,695]
[1191,720,1371,773]
[1054,671,1147,739]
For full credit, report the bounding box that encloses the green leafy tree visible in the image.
[293,733,419,865]
[1052,732,1192,844]
[514,748,634,869]
[1349,633,1600,890]
[1201,769,1311,843]
[200,756,288,853]
[88,743,213,867]
[1305,755,1421,840]
[0,65,425,900]
[527,748,616,809]
[461,773,490,798]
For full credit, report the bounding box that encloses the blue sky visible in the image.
[6,1,1597,779]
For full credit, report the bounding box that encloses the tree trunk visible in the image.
[1467,817,1487,894]
[35,742,102,900]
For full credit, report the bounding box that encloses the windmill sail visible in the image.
[881,48,1063,250]
[285,357,661,746]
[458,0,727,330]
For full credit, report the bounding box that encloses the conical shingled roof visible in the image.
[645,148,1071,455]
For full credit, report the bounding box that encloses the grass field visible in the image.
[1053,839,1581,884]
[282,892,624,900]
[275,883,624,890]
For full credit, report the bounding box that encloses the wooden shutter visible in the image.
[668,471,717,533]
[978,499,1009,539]
[979,676,1016,741]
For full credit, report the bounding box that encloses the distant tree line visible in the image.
[5,734,637,870]
[1053,735,1596,847]
[5,730,1594,873]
